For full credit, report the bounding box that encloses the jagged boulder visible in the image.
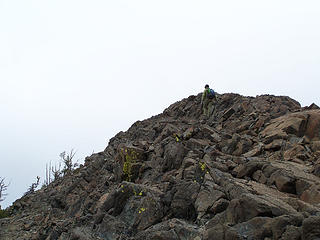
[261,110,320,144]
[135,218,202,240]
[302,216,320,240]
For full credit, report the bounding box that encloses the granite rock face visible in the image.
[1,93,320,240]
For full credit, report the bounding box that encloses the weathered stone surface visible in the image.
[304,103,320,110]
[252,170,267,184]
[270,170,297,194]
[162,141,187,172]
[270,214,303,239]
[204,226,224,240]
[135,218,202,240]
[300,185,320,205]
[96,214,129,239]
[310,140,320,152]
[283,144,307,161]
[209,198,229,215]
[242,143,264,157]
[195,180,225,217]
[295,179,312,196]
[170,180,200,220]
[226,193,297,224]
[182,127,195,140]
[233,137,253,156]
[261,128,289,144]
[116,145,148,181]
[185,138,211,151]
[236,160,265,179]
[313,163,320,177]
[302,216,320,240]
[261,113,308,139]
[304,110,320,140]
[226,217,273,240]
[265,139,285,151]
[281,225,302,240]
[70,227,97,240]
[222,133,241,154]
[261,110,320,144]
[222,107,236,121]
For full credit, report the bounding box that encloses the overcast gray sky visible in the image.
[1,0,319,208]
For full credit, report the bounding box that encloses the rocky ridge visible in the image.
[1,92,320,240]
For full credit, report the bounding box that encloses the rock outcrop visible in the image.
[1,93,320,240]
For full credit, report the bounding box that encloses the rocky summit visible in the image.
[1,92,320,240]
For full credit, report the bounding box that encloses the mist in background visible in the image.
[1,0,319,208]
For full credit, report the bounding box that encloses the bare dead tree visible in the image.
[0,178,9,203]
[51,162,62,181]
[44,161,62,187]
[43,149,78,187]
[24,176,40,196]
[60,149,78,175]
[45,161,52,186]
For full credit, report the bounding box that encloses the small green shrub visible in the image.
[0,209,10,219]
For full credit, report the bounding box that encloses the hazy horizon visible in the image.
[1,0,320,208]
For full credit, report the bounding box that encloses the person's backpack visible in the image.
[207,88,215,99]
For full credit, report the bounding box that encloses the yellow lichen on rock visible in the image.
[199,162,206,171]
[120,147,139,181]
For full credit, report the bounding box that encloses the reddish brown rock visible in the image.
[209,198,229,215]
[310,140,320,152]
[252,170,267,184]
[270,170,296,194]
[300,185,320,205]
[242,143,264,157]
[302,216,320,240]
[261,110,320,144]
[283,144,307,161]
[304,110,320,140]
[265,139,285,151]
[304,103,320,110]
[313,163,320,177]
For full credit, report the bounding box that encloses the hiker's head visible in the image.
[205,84,209,89]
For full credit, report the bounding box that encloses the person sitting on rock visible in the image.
[201,84,216,117]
